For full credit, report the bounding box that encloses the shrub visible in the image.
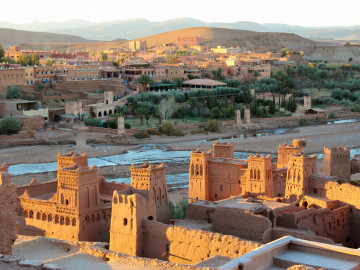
[134,131,150,139]
[352,106,360,112]
[328,112,336,118]
[125,123,131,129]
[205,119,221,132]
[159,121,174,136]
[84,117,101,127]
[298,119,311,126]
[1,116,20,135]
[116,105,128,115]
[169,199,188,220]
[312,97,323,105]
[148,128,162,135]
[6,86,21,99]
[103,121,117,129]
[173,129,185,136]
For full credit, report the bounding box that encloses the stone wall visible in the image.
[16,179,57,197]
[142,219,261,265]
[0,172,17,254]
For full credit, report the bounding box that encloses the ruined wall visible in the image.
[142,219,261,265]
[261,228,334,245]
[310,175,360,247]
[213,207,272,241]
[0,172,17,254]
[351,158,360,174]
[294,206,350,246]
[98,176,128,196]
[271,167,287,197]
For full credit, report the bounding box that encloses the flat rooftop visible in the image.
[193,196,289,212]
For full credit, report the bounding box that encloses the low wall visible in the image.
[99,177,128,196]
[142,219,261,265]
[16,179,57,197]
[251,113,327,124]
[213,207,272,241]
[261,227,334,245]
[0,131,33,141]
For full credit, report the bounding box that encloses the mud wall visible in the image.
[142,219,261,265]
[0,172,17,254]
[213,207,272,241]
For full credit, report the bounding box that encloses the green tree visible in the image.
[115,105,128,115]
[89,106,95,117]
[136,74,155,92]
[100,52,108,61]
[37,84,45,92]
[172,77,183,88]
[30,53,40,66]
[211,68,225,81]
[285,97,298,113]
[1,116,20,135]
[6,86,21,99]
[0,43,4,61]
[253,71,261,81]
[135,106,148,125]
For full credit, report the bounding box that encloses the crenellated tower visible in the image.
[109,188,156,256]
[246,154,273,196]
[323,146,351,182]
[189,149,212,202]
[277,139,305,168]
[130,162,169,223]
[285,153,317,198]
[213,142,234,159]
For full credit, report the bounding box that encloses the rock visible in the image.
[2,255,18,263]
[42,263,62,270]
[18,259,43,267]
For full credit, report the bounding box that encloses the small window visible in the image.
[123,218,128,226]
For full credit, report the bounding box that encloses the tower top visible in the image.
[57,152,88,170]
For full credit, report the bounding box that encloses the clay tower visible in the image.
[188,149,212,202]
[110,188,156,256]
[213,142,234,159]
[323,146,351,182]
[277,139,305,168]
[285,153,317,198]
[130,162,170,223]
[246,154,273,196]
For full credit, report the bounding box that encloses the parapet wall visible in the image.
[16,179,57,197]
[142,219,261,265]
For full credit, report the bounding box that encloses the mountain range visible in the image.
[1,17,360,41]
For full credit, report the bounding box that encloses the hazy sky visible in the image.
[3,0,359,27]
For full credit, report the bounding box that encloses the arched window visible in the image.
[66,217,70,226]
[60,216,64,225]
[72,218,76,226]
[98,111,102,117]
[36,212,41,220]
[55,215,59,224]
[200,164,203,176]
[42,213,47,221]
[109,110,112,115]
[48,214,53,222]
[104,111,107,116]
[24,210,28,218]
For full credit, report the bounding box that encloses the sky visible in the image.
[2,0,359,27]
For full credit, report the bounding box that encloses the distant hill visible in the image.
[1,17,360,41]
[19,27,316,53]
[0,28,98,49]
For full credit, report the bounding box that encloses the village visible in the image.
[1,27,360,270]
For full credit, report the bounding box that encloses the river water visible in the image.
[7,118,360,189]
